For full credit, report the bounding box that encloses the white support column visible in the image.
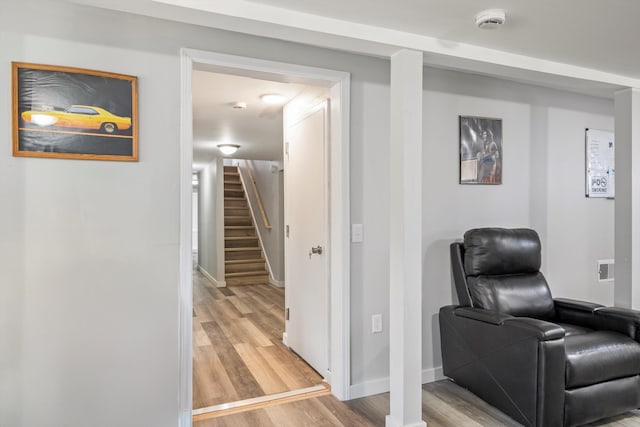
[386,49,426,427]
[614,88,640,309]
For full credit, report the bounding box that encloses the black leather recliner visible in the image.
[440,228,640,426]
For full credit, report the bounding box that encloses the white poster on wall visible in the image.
[585,128,615,198]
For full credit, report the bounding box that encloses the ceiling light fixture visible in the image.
[217,144,240,155]
[475,9,506,29]
[260,93,286,105]
[232,102,247,109]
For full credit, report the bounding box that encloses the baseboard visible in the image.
[348,367,444,400]
[197,265,226,288]
[421,366,444,384]
[385,416,427,427]
[282,332,288,346]
[269,278,285,288]
[178,410,191,427]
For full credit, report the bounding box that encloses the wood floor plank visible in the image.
[226,295,254,315]
[200,320,265,401]
[255,346,318,391]
[236,317,273,347]
[193,323,212,347]
[193,345,239,409]
[234,343,289,395]
[245,311,285,344]
[243,294,284,327]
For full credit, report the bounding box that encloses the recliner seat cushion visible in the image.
[565,330,640,388]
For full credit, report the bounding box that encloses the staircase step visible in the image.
[225,238,259,249]
[226,258,264,264]
[224,216,252,226]
[223,166,238,172]
[224,197,247,208]
[225,249,262,261]
[225,231,256,238]
[225,208,250,216]
[224,190,245,198]
[225,261,266,273]
[225,247,261,252]
[225,270,269,278]
[226,275,270,286]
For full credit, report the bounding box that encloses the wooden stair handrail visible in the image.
[243,160,272,230]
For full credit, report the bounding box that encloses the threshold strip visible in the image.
[192,384,330,421]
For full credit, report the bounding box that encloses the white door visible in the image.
[284,100,329,377]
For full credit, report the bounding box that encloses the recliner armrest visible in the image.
[554,298,604,313]
[553,297,604,329]
[598,307,640,321]
[595,307,640,340]
[502,317,565,341]
[453,307,565,340]
[454,307,513,325]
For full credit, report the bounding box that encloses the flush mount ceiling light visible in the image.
[475,9,506,29]
[217,144,240,155]
[232,102,247,109]
[260,93,287,105]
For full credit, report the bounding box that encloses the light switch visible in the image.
[372,314,382,333]
[351,223,363,243]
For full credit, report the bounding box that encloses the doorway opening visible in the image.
[178,49,351,426]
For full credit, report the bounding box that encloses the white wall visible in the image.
[421,67,614,373]
[240,160,285,283]
[197,159,223,280]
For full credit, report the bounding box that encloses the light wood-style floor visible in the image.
[195,379,640,427]
[192,270,324,410]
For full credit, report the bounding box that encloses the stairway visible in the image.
[223,165,270,286]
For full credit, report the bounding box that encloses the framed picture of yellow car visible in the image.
[12,62,138,161]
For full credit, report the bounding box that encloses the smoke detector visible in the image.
[475,9,506,29]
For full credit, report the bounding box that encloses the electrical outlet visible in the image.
[372,314,382,333]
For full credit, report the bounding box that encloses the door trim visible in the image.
[178,48,351,426]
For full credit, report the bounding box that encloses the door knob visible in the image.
[308,245,323,258]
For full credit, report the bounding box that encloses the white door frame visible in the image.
[178,48,351,426]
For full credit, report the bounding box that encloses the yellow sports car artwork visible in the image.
[21,105,132,134]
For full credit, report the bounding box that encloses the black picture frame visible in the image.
[459,116,502,184]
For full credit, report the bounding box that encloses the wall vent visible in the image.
[598,259,614,282]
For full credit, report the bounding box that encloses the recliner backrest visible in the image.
[460,228,555,319]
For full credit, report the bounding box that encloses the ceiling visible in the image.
[192,71,327,168]
[237,0,640,80]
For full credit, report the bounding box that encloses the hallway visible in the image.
[192,270,324,410]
